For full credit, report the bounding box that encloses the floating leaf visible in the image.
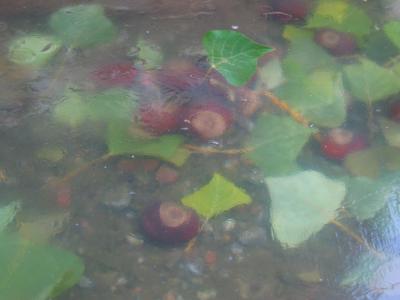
[53,88,87,127]
[49,4,117,48]
[8,34,62,67]
[0,233,84,300]
[202,30,272,86]
[306,0,372,39]
[275,70,346,127]
[282,25,313,41]
[245,115,314,176]
[134,38,164,70]
[380,117,400,148]
[181,173,251,219]
[345,174,400,221]
[107,122,184,163]
[266,170,346,248]
[254,58,285,91]
[363,31,399,63]
[343,58,400,103]
[0,201,20,233]
[384,21,400,49]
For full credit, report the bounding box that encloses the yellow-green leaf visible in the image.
[181,173,251,219]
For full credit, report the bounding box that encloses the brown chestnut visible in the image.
[314,28,358,56]
[141,201,200,245]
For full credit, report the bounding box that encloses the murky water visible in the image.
[1,1,400,299]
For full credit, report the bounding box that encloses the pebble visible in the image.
[238,227,267,246]
[79,276,95,288]
[155,164,179,184]
[222,218,236,232]
[126,233,144,246]
[196,289,217,300]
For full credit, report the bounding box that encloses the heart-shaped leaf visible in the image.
[181,173,251,219]
[384,21,400,49]
[202,30,272,86]
[266,170,346,248]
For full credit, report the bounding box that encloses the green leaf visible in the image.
[380,117,400,148]
[181,173,251,219]
[0,233,84,300]
[384,21,400,49]
[345,174,400,221]
[275,70,346,127]
[8,35,62,67]
[266,170,346,248]
[245,115,314,176]
[282,30,338,79]
[363,31,399,64]
[343,58,400,103]
[107,122,184,162]
[49,4,117,48]
[85,89,138,123]
[0,201,20,233]
[344,146,400,178]
[134,38,164,70]
[306,0,372,39]
[202,30,272,86]
[53,88,138,127]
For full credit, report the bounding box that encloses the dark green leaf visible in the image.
[49,4,117,48]
[343,58,400,103]
[0,233,84,300]
[202,30,272,86]
[245,115,314,176]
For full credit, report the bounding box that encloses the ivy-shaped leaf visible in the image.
[107,122,184,163]
[275,70,346,127]
[181,173,251,219]
[0,233,84,300]
[0,201,20,233]
[306,0,372,39]
[384,21,400,49]
[266,170,346,248]
[245,115,314,176]
[343,58,400,103]
[202,30,272,86]
[134,38,164,70]
[49,4,117,48]
[344,173,400,221]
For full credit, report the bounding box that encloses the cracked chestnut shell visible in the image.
[141,201,200,245]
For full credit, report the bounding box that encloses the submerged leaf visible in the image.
[107,122,184,163]
[0,233,84,300]
[134,38,164,70]
[266,170,346,248]
[181,173,251,219]
[306,0,372,38]
[345,174,400,221]
[275,70,346,127]
[49,4,117,48]
[202,30,272,86]
[343,58,400,103]
[0,201,20,233]
[384,21,400,49]
[380,117,400,148]
[246,115,314,176]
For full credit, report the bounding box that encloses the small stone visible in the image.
[197,289,217,300]
[238,227,267,246]
[155,165,179,184]
[79,276,95,288]
[163,291,177,300]
[126,233,144,246]
[222,218,236,232]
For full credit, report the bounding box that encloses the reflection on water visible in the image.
[0,0,400,299]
